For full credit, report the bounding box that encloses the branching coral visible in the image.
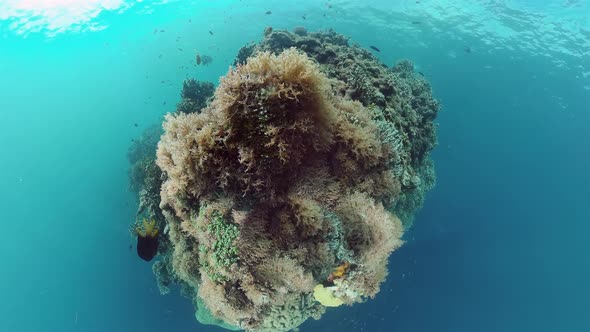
[145,29,439,332]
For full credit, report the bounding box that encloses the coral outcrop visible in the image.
[177,78,215,114]
[127,78,216,235]
[131,28,439,332]
[235,29,438,227]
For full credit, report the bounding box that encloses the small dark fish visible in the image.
[418,71,425,76]
[302,14,306,20]
[188,19,192,23]
[131,139,135,142]
[201,55,213,65]
[177,48,183,51]
[162,101,167,106]
[265,11,272,15]
[134,123,138,127]
[370,45,381,52]
[160,29,165,32]
[158,54,162,59]
[196,53,201,65]
[128,244,133,250]
[411,21,421,25]
[464,46,472,53]
[209,30,214,35]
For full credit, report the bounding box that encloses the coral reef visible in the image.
[127,125,167,252]
[127,124,163,186]
[235,28,438,227]
[176,78,215,114]
[137,28,439,331]
[127,78,216,259]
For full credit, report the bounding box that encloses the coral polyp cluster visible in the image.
[130,28,439,332]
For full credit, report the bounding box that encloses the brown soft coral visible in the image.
[217,48,335,197]
[154,42,424,331]
[157,49,340,208]
[333,192,404,299]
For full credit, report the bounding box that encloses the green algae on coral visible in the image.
[207,210,239,268]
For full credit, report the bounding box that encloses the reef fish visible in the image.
[136,219,159,262]
[369,45,381,52]
[196,53,201,65]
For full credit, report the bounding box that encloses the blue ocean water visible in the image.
[1,0,589,331]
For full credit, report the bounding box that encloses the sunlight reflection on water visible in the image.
[0,0,133,36]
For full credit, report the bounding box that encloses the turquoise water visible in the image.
[1,0,589,331]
